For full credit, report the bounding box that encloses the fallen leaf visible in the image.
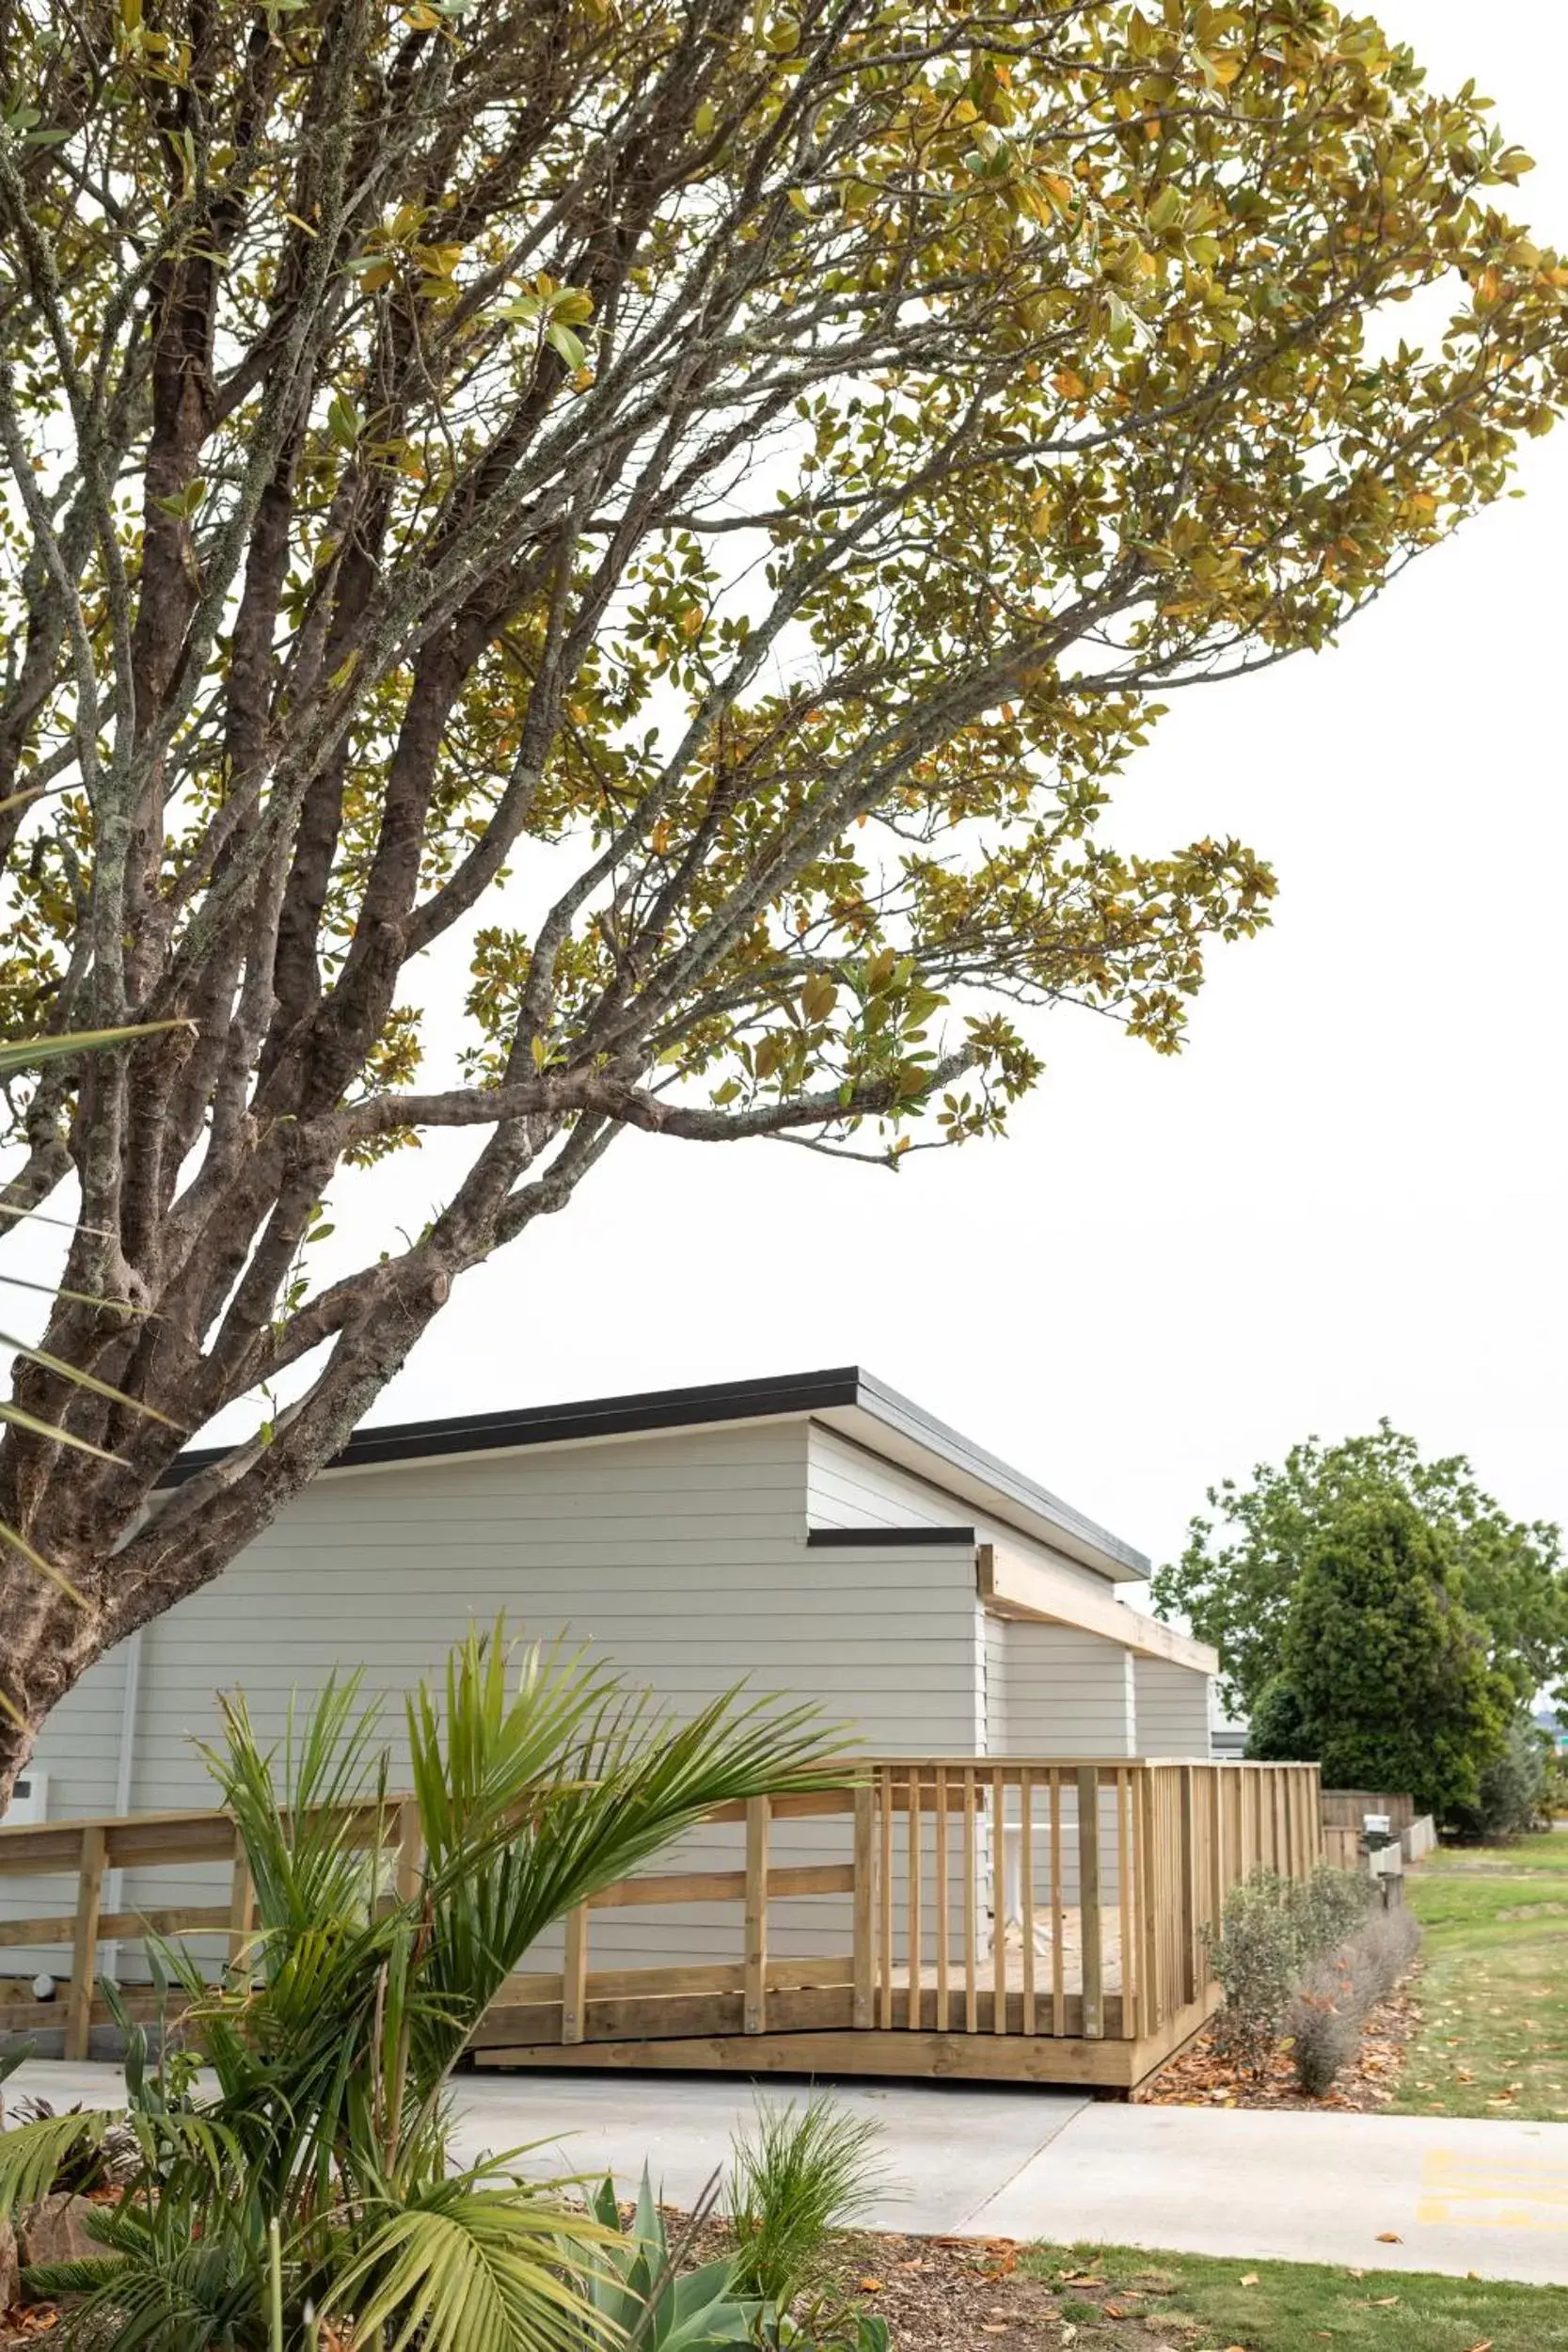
[1375,2232,1402,2243]
[857,2279,884,2293]
[1369,2296,1401,2307]
[1239,2273,1259,2286]
[1463,2341,1494,2351]
[980,2327,1007,2335]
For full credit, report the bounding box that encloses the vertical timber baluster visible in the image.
[1117,1770,1136,2039]
[744,1794,769,2034]
[962,1767,978,2033]
[906,1768,923,2030]
[991,1767,1007,2035]
[1134,1766,1158,2038]
[1077,1767,1103,2041]
[1180,1766,1197,2005]
[1050,1770,1065,2038]
[879,1767,895,2031]
[1020,1769,1036,2037]
[934,1766,950,2033]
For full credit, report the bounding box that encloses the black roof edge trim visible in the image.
[161,1367,863,1488]
[806,1524,976,1549]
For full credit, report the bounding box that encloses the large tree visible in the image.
[1247,1496,1511,1824]
[1151,1422,1568,1717]
[0,0,1561,1792]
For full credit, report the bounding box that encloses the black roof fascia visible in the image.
[161,1367,863,1487]
[806,1524,975,1549]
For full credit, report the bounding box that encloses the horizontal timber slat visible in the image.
[503,1955,855,2005]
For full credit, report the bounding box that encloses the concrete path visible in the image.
[8,2059,1568,2286]
[972,2100,1568,2286]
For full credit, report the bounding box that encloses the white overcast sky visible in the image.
[208,1,1568,1580]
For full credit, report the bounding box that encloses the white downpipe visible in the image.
[101,1627,144,1985]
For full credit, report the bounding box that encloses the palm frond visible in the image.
[334,2178,609,2352]
[0,2107,112,2215]
[203,1672,387,1936]
[0,1328,180,1424]
[0,1022,181,1075]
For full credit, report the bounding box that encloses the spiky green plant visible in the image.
[0,1620,839,2348]
[726,2095,884,2310]
[577,2169,761,2352]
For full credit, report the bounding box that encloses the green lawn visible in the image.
[1021,2242,1568,2349]
[1395,1832,1568,2122]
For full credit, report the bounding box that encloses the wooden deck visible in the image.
[0,1758,1323,2090]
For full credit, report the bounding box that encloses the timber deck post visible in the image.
[562,1903,589,2044]
[64,1823,106,2061]
[851,1781,875,2029]
[226,1845,256,1972]
[743,1795,769,2033]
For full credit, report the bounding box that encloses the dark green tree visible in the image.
[1151,1423,1567,1718]
[1248,1498,1511,1823]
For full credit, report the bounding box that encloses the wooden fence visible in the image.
[1322,1788,1414,1836]
[0,1759,1323,2089]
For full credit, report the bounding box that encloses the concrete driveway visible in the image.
[8,2058,1568,2286]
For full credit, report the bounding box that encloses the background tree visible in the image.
[1248,1496,1510,1823]
[0,0,1563,1794]
[1152,1422,1568,1717]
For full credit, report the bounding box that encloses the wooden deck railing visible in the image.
[0,1759,1323,2073]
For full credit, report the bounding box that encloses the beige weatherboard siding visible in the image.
[0,1367,1212,1994]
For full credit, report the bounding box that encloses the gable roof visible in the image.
[167,1365,1148,1582]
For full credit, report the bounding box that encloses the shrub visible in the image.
[1290,1861,1375,1957]
[1207,1871,1307,2077]
[1286,1959,1362,2097]
[1454,1710,1550,1841]
[1210,1865,1389,2085]
[727,2094,884,2308]
[1354,1904,1420,2003]
[1283,1901,1420,2097]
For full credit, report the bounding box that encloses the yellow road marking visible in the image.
[1418,2147,1568,2231]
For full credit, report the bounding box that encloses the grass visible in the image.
[1020,2240,1568,2349]
[1394,1831,1568,2122]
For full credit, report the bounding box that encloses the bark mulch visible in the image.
[1132,1979,1421,2113]
[689,2226,1211,2352]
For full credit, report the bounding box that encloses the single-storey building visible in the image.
[2,1367,1217,1991]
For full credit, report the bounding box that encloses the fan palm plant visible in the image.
[0,1621,841,2348]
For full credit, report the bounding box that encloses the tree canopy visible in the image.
[1151,1422,1568,1718]
[0,0,1563,1781]
[1247,1496,1511,1823]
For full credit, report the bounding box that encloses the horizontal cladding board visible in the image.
[133,1557,969,1595]
[255,1486,808,1524]
[133,1654,980,1692]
